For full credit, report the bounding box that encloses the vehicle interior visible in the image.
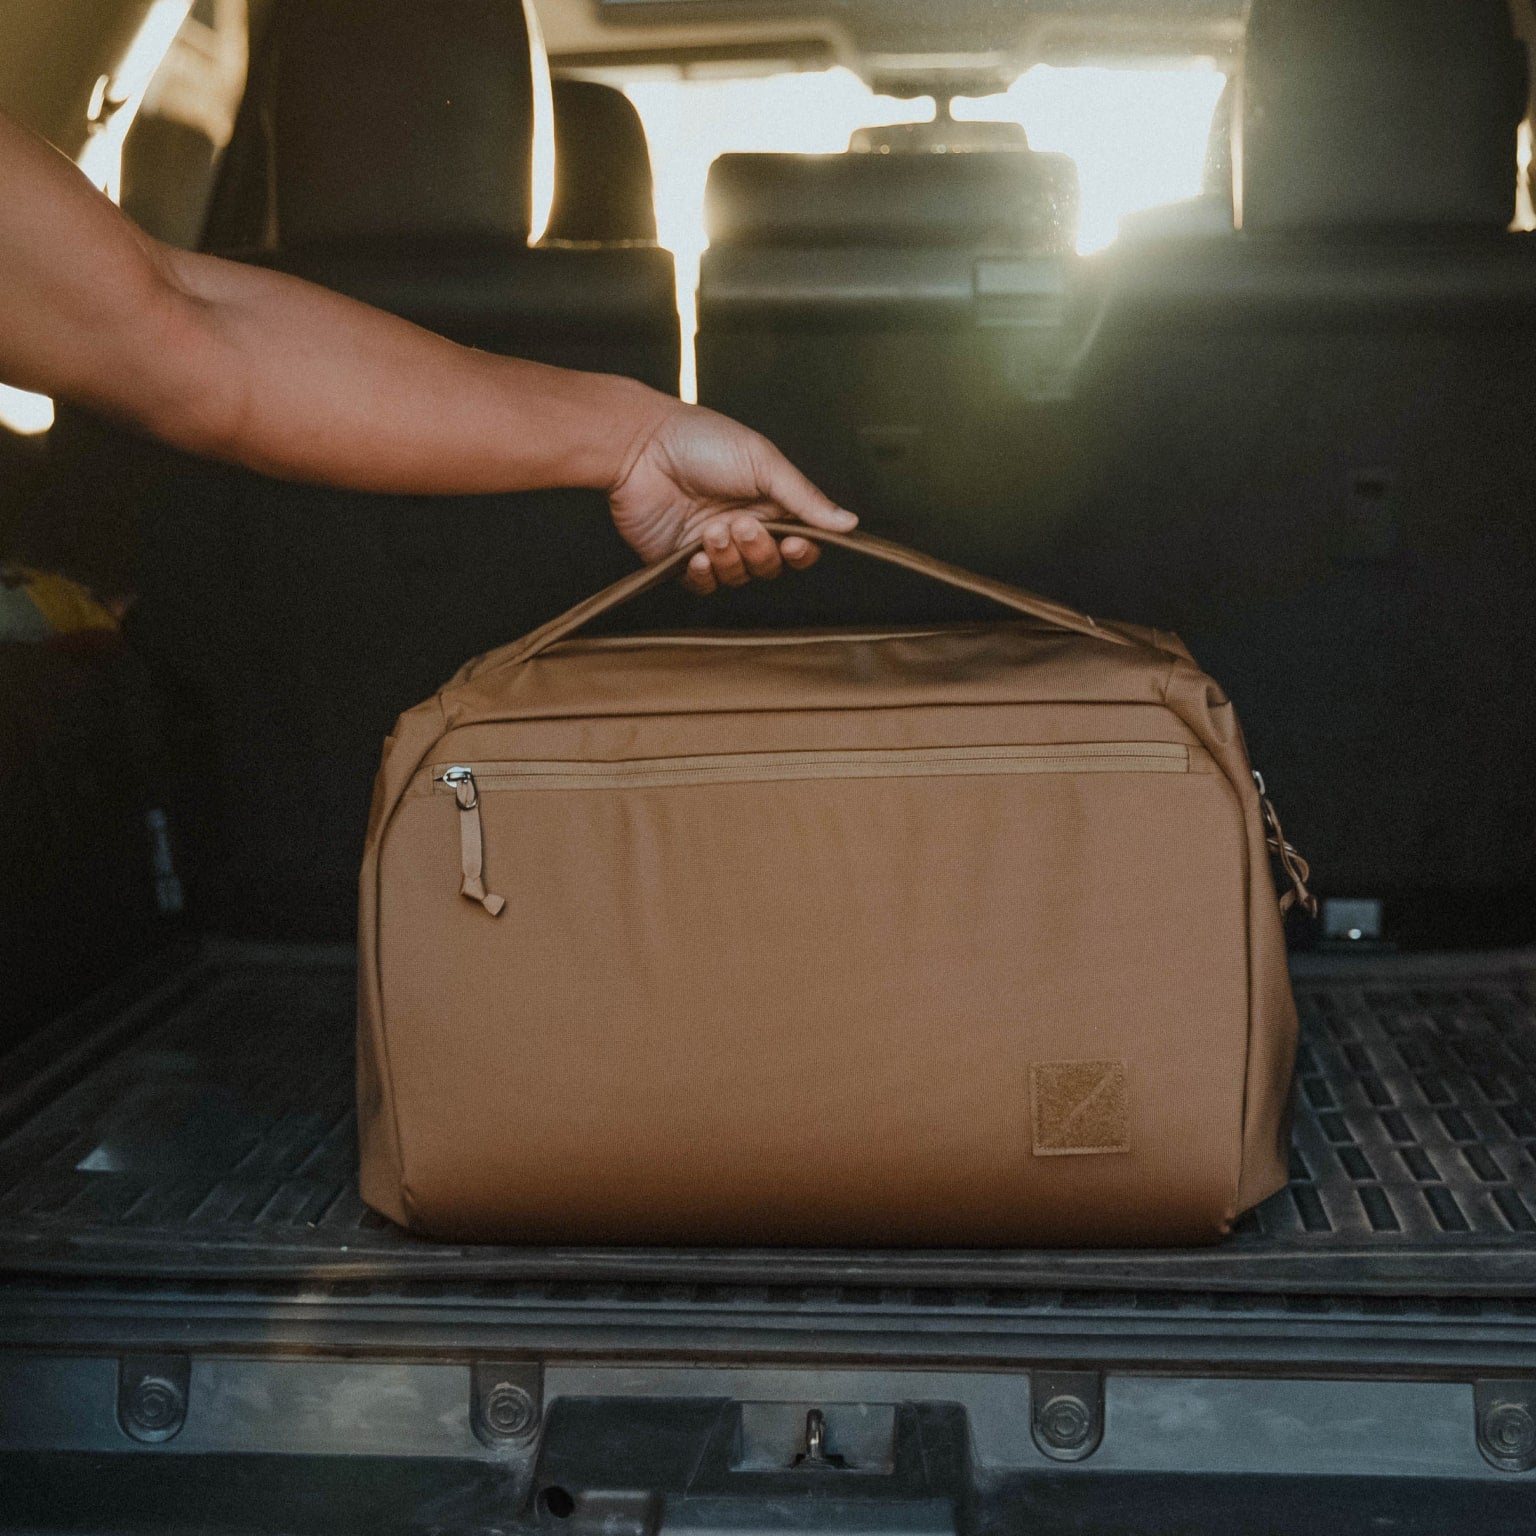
[5,0,1536,1527]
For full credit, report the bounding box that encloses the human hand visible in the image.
[608,401,856,594]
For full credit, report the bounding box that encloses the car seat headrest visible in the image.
[1239,0,1528,231]
[545,79,657,244]
[206,0,548,252]
[848,119,1031,154]
[704,150,1080,254]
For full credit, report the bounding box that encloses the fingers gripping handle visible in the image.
[503,523,1138,665]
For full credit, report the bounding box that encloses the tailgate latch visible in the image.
[791,1408,849,1470]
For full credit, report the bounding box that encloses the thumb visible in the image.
[753,440,857,532]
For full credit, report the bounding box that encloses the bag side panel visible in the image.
[357,692,450,1227]
[1164,664,1298,1212]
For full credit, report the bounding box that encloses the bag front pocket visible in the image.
[430,741,1194,914]
[378,729,1248,1244]
[430,737,1198,915]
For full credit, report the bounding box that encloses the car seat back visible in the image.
[38,0,683,938]
[696,139,1082,624]
[1036,0,1536,935]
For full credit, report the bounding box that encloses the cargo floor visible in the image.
[3,945,1536,1295]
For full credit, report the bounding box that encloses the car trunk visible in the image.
[4,940,1536,1531]
[8,0,1536,1525]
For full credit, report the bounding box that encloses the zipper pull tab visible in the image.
[1254,770,1317,919]
[440,767,504,916]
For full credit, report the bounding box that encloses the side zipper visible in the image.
[1254,769,1317,918]
[440,767,505,916]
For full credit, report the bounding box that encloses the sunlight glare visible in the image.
[0,385,55,437]
[109,0,197,109]
[624,69,922,400]
[2,1,194,438]
[77,0,194,199]
[623,64,1226,398]
[1515,119,1534,232]
[524,0,557,243]
[955,65,1227,251]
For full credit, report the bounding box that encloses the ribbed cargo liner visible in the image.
[1,945,1535,1292]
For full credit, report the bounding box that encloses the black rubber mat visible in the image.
[3,946,1536,1293]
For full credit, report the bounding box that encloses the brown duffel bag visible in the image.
[358,527,1313,1246]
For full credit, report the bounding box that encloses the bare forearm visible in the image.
[0,105,673,496]
[153,247,676,495]
[1,104,850,588]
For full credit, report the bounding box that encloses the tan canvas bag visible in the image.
[358,527,1313,1246]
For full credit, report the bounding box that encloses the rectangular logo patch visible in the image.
[1031,1060,1130,1156]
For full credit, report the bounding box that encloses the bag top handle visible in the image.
[502,522,1142,666]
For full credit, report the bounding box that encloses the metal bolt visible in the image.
[1476,1383,1536,1473]
[118,1359,190,1445]
[1031,1371,1104,1463]
[1487,1404,1536,1463]
[483,1382,538,1441]
[127,1376,183,1433]
[471,1363,543,1451]
[1037,1393,1092,1452]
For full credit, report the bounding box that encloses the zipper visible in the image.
[433,743,1190,915]
[433,741,1191,797]
[440,767,505,916]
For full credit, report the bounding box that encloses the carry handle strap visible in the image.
[503,523,1141,665]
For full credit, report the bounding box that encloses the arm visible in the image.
[0,108,854,590]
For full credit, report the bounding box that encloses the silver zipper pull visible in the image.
[438,767,504,916]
